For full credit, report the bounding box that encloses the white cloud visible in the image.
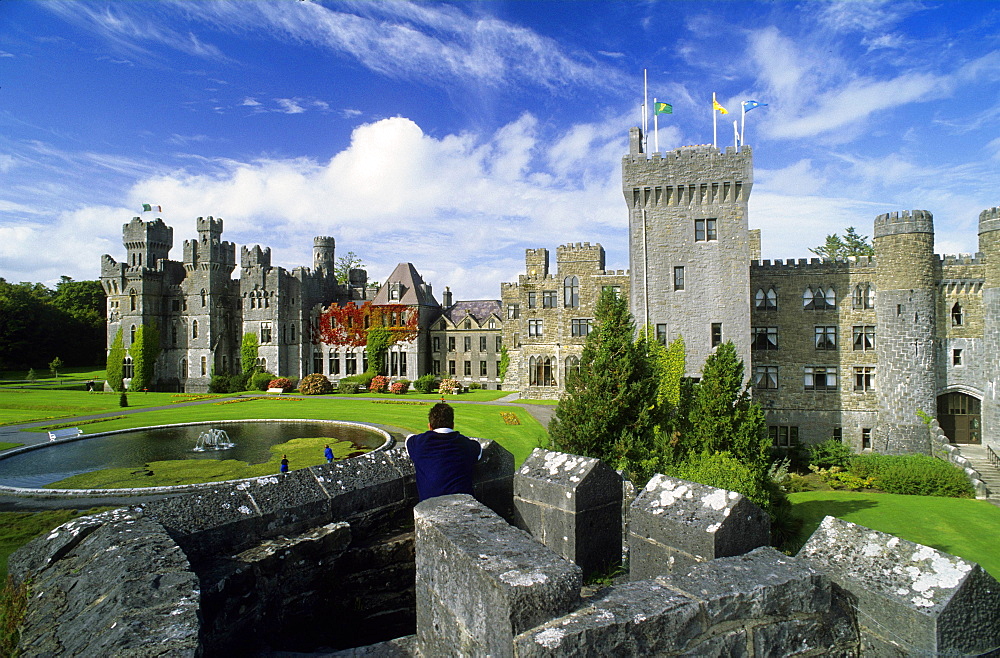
[241,97,262,106]
[341,108,362,119]
[275,98,306,114]
[0,155,17,174]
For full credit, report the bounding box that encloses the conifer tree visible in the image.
[548,288,659,475]
[129,323,161,391]
[240,333,259,374]
[106,328,125,392]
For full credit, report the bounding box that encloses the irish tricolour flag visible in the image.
[142,204,161,213]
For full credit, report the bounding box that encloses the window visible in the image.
[564,276,579,308]
[507,304,520,319]
[464,336,471,352]
[528,319,543,336]
[673,266,685,291]
[290,324,295,342]
[832,428,842,442]
[330,351,340,375]
[602,285,622,299]
[201,289,207,307]
[755,287,777,310]
[952,302,964,326]
[805,366,837,390]
[853,325,875,351]
[853,284,874,309]
[388,285,399,300]
[314,353,323,374]
[862,428,872,450]
[130,324,136,345]
[180,358,187,377]
[192,320,199,339]
[433,360,441,375]
[171,324,178,346]
[803,286,836,310]
[542,290,557,308]
[768,426,798,448]
[464,361,472,376]
[752,326,778,350]
[854,366,875,391]
[260,322,272,343]
[753,366,778,390]
[488,319,496,329]
[711,323,722,347]
[566,355,580,379]
[496,336,502,351]
[527,292,537,308]
[480,336,487,352]
[529,356,555,386]
[571,319,591,337]
[171,299,181,312]
[433,337,441,352]
[464,319,471,330]
[815,326,837,350]
[200,356,207,377]
[695,218,717,241]
[123,356,134,380]
[448,336,456,352]
[399,352,408,377]
[449,360,456,375]
[129,290,136,311]
[656,324,667,346]
[953,348,963,366]
[480,360,488,376]
[345,352,357,375]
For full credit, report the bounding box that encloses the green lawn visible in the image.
[788,491,1000,580]
[0,390,230,426]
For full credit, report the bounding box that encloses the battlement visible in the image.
[122,217,173,246]
[525,247,549,277]
[751,255,877,272]
[314,236,336,248]
[196,216,223,235]
[623,137,753,190]
[874,210,934,238]
[241,245,272,269]
[979,206,1000,235]
[556,242,605,268]
[940,253,984,266]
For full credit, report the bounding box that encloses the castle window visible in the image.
[398,352,406,377]
[711,323,722,347]
[256,357,267,370]
[172,299,181,312]
[694,218,717,242]
[755,287,777,310]
[314,353,324,374]
[953,348,963,366]
[815,326,837,350]
[527,292,537,309]
[389,285,399,300]
[281,325,287,344]
[768,426,798,448]
[480,336,487,352]
[528,319,543,337]
[542,290,557,308]
[488,319,497,329]
[391,352,399,376]
[180,358,187,377]
[329,351,340,375]
[952,302,964,326]
[290,324,295,342]
[602,285,622,299]
[480,360,488,376]
[433,337,441,352]
[201,289,207,307]
[201,356,207,377]
[448,337,456,352]
[862,428,872,449]
[192,320,198,339]
[752,326,778,350]
[566,355,581,379]
[496,336,502,351]
[529,356,555,386]
[346,352,358,375]
[123,356,134,380]
[564,277,579,308]
[129,290,137,311]
[853,284,875,309]
[656,324,668,346]
[464,336,472,352]
[449,360,456,375]
[853,325,875,351]
[507,304,520,319]
[571,319,592,337]
[433,360,441,375]
[260,322,272,343]
[854,366,875,391]
[805,366,837,391]
[674,266,685,291]
[753,366,778,389]
[130,324,136,345]
[171,324,178,346]
[803,286,836,310]
[364,316,371,329]
[464,360,472,376]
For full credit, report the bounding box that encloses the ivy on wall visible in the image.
[106,327,125,392]
[128,323,161,391]
[241,332,259,374]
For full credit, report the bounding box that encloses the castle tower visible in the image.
[623,127,753,374]
[526,248,550,278]
[977,207,1000,451]
[873,210,937,454]
[122,217,172,270]
[313,236,336,276]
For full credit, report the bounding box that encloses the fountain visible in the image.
[193,428,236,452]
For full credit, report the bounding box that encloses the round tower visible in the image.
[977,207,1000,452]
[873,210,937,454]
[313,236,336,276]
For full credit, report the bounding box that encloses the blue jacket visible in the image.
[405,429,482,501]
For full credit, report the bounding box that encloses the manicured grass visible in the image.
[516,398,559,406]
[0,508,114,579]
[0,390,229,426]
[788,491,1000,580]
[0,444,22,452]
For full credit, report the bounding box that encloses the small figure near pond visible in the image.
[405,402,482,501]
[324,444,334,464]
[280,454,289,475]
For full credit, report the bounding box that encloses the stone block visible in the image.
[799,516,1000,656]
[240,468,335,536]
[513,449,622,575]
[474,439,516,522]
[321,450,412,530]
[414,494,582,657]
[628,474,770,580]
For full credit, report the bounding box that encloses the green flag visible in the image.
[654,102,672,115]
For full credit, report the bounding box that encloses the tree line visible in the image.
[0,277,106,371]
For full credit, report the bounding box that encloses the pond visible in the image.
[0,420,390,489]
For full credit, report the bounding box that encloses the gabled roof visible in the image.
[371,262,439,307]
[438,300,502,328]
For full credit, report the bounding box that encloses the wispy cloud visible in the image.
[275,98,306,114]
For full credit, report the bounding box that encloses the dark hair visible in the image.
[428,402,454,429]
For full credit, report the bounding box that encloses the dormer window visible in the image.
[388,283,400,301]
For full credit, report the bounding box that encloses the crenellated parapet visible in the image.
[241,245,272,269]
[751,255,877,272]
[556,242,605,269]
[874,209,934,237]
[622,144,753,206]
[525,248,549,277]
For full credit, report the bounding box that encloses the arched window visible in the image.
[564,276,580,308]
[755,287,777,310]
[825,287,836,309]
[201,289,207,307]
[802,287,814,309]
[180,358,187,377]
[123,356,134,380]
[171,323,178,345]
[192,320,199,339]
[952,302,964,326]
[129,290,137,311]
[290,324,296,342]
[853,283,875,309]
[565,355,580,381]
[529,356,555,386]
[130,324,136,345]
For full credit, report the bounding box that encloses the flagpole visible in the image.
[733,120,739,149]
[643,69,649,155]
[741,102,746,147]
[712,93,718,148]
[653,97,659,153]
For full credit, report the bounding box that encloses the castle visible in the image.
[102,126,1000,455]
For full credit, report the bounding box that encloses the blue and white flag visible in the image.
[742,100,767,112]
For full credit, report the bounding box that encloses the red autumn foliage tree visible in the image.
[313,302,419,348]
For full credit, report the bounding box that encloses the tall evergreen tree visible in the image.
[106,328,125,392]
[548,288,660,475]
[129,323,161,391]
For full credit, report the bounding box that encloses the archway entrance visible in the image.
[937,392,981,444]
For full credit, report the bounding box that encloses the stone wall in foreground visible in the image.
[10,446,1000,656]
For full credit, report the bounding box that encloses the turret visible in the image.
[183,217,235,272]
[977,207,1000,450]
[525,248,549,278]
[873,210,936,454]
[313,236,336,276]
[122,217,172,270]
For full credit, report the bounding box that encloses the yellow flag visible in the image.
[713,98,729,115]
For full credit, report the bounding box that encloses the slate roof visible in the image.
[438,300,502,327]
[371,263,439,307]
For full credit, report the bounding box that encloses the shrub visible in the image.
[298,373,334,395]
[267,377,293,392]
[468,382,483,390]
[337,379,359,394]
[356,371,376,390]
[439,378,462,394]
[368,375,390,394]
[808,465,875,490]
[808,438,854,469]
[250,371,276,391]
[664,451,770,511]
[119,392,128,408]
[849,453,974,497]
[390,379,410,394]
[414,374,437,394]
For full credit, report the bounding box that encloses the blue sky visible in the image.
[2,1,999,300]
